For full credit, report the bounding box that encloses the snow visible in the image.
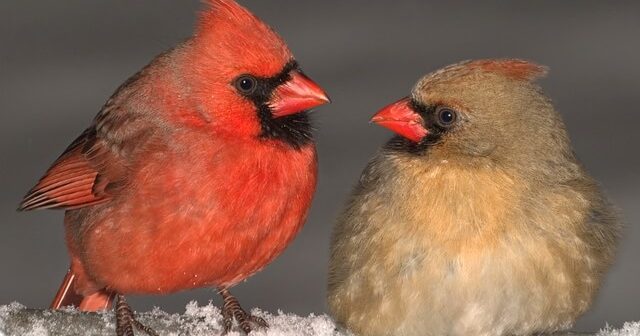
[599,322,640,336]
[0,301,638,336]
[0,301,348,336]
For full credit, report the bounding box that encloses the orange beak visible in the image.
[371,97,428,143]
[269,71,330,118]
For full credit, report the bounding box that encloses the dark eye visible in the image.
[435,106,458,128]
[235,75,257,95]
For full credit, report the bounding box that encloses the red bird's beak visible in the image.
[371,97,428,143]
[269,71,330,118]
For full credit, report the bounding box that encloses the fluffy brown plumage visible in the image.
[328,59,620,336]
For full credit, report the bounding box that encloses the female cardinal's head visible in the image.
[371,59,574,172]
[175,0,329,148]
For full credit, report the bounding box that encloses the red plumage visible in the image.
[468,59,548,81]
[20,0,329,331]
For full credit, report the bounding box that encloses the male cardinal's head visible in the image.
[174,0,329,147]
[372,59,572,172]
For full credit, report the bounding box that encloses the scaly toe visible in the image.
[132,319,159,336]
[248,315,268,328]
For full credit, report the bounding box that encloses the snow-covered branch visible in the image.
[0,302,344,336]
[1,302,638,336]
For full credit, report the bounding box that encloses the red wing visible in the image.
[19,129,123,211]
[20,64,159,211]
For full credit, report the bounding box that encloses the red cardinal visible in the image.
[19,1,329,335]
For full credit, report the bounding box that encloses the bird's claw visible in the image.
[220,289,268,334]
[224,312,268,334]
[131,319,159,336]
[222,305,268,334]
[115,294,158,336]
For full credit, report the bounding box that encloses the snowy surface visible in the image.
[0,301,638,336]
[0,301,348,336]
[598,322,640,336]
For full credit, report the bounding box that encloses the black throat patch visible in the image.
[238,60,314,150]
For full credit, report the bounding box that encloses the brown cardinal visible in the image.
[19,1,329,335]
[328,59,619,336]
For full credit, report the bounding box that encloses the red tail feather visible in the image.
[51,268,114,312]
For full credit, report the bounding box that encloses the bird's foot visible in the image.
[115,294,158,336]
[220,289,268,334]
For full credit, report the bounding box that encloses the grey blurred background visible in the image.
[1,1,639,332]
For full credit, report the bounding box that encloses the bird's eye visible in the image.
[435,106,458,128]
[235,75,258,95]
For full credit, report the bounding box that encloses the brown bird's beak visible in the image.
[371,97,428,143]
[269,71,330,118]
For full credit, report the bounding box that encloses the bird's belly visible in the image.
[81,195,309,294]
[73,152,316,294]
[331,238,596,336]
